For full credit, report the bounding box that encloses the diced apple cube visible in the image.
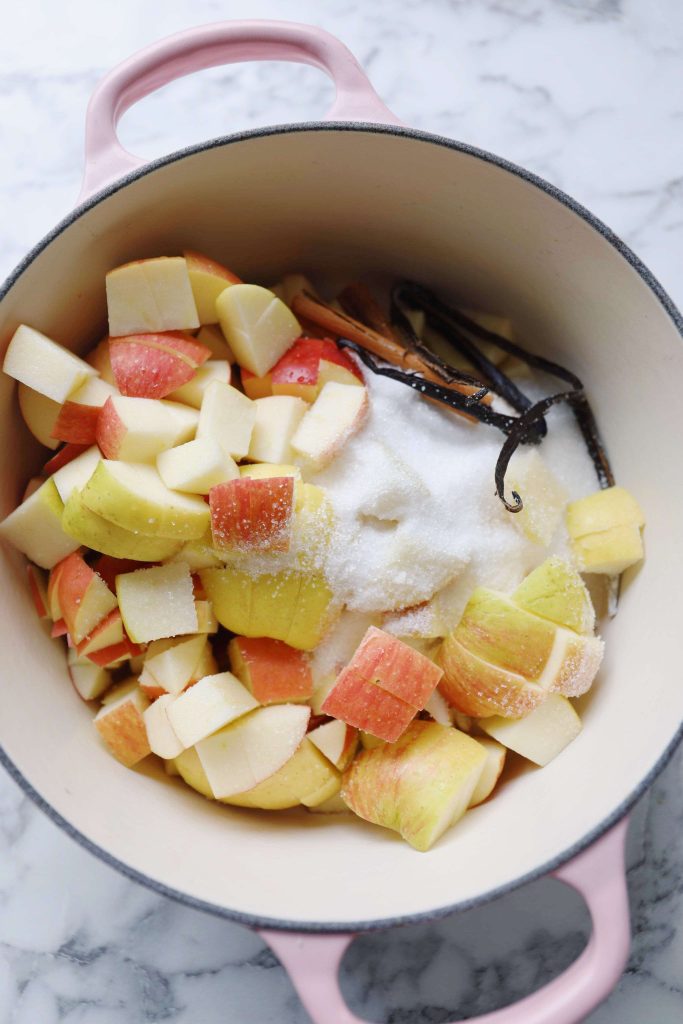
[3,325,96,402]
[76,608,125,657]
[167,671,258,747]
[18,384,61,449]
[184,250,240,324]
[94,686,151,766]
[196,324,235,361]
[108,332,211,400]
[68,649,112,701]
[62,489,184,562]
[143,694,185,758]
[228,636,313,703]
[167,360,231,408]
[56,551,118,643]
[116,563,198,643]
[566,485,645,575]
[142,634,208,695]
[0,477,79,568]
[308,719,358,770]
[291,382,368,471]
[209,475,295,552]
[248,396,308,464]
[157,437,238,494]
[216,284,301,376]
[479,693,582,766]
[96,396,198,462]
[106,257,200,336]
[52,376,119,445]
[196,380,256,460]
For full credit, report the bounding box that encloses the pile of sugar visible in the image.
[311,366,598,626]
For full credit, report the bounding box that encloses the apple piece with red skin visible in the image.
[76,608,125,657]
[308,719,358,770]
[106,256,200,337]
[51,619,68,638]
[55,551,118,644]
[228,636,313,704]
[96,395,198,462]
[26,564,49,619]
[86,635,141,669]
[94,686,151,767]
[43,443,90,476]
[51,377,118,445]
[342,721,487,851]
[321,627,443,741]
[86,337,116,384]
[209,475,295,553]
[67,647,111,702]
[109,332,211,400]
[184,250,241,324]
[47,559,68,621]
[271,338,362,401]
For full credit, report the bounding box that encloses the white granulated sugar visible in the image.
[311,367,598,625]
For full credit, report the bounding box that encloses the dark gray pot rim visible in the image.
[1,120,682,934]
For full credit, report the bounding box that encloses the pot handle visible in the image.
[259,817,630,1024]
[79,19,402,201]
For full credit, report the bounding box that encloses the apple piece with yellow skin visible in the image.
[226,739,340,810]
[248,396,308,464]
[80,461,210,541]
[439,589,603,717]
[142,634,209,696]
[468,738,507,807]
[216,284,301,377]
[342,721,487,851]
[209,475,295,553]
[62,489,183,562]
[157,437,238,495]
[96,396,198,462]
[143,694,185,759]
[167,672,258,747]
[52,377,119,445]
[291,381,369,472]
[167,360,231,409]
[106,257,200,336]
[183,250,241,324]
[26,564,49,619]
[0,477,80,569]
[513,557,595,635]
[479,693,582,767]
[228,636,313,704]
[195,703,311,799]
[116,563,198,643]
[322,627,443,742]
[18,384,61,450]
[3,325,97,402]
[109,332,211,399]
[56,551,118,644]
[308,719,358,771]
[566,485,644,575]
[94,686,151,767]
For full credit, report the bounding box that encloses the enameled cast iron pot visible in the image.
[1,21,682,1024]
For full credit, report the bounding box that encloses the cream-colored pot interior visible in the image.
[1,127,681,929]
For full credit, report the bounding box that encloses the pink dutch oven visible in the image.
[1,21,682,1024]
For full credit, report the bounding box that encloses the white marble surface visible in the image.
[1,0,682,1020]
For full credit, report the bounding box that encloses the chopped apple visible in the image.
[142,634,208,695]
[566,485,644,575]
[86,337,116,384]
[17,384,61,449]
[167,671,258,747]
[100,677,138,706]
[52,377,118,445]
[174,746,214,797]
[94,686,150,766]
[116,563,198,643]
[167,360,231,408]
[86,635,140,668]
[342,721,487,851]
[43,443,90,475]
[67,647,111,701]
[3,325,96,402]
[26,563,50,619]
[227,738,340,810]
[106,257,200,336]
[468,738,507,807]
[480,694,582,767]
[317,358,363,390]
[513,557,595,635]
[216,284,301,376]
[0,477,79,569]
[507,449,568,546]
[184,250,240,324]
[56,551,118,644]
[62,488,182,561]
[269,338,363,402]
[90,555,144,591]
[322,627,443,742]
[196,380,256,460]
[241,368,273,400]
[95,396,198,461]
[108,332,211,400]
[439,589,603,718]
[75,608,125,657]
[308,719,358,770]
[196,324,235,361]
[157,437,238,494]
[80,461,210,540]
[52,446,101,504]
[195,703,310,799]
[248,396,308,464]
[228,636,313,704]
[143,694,185,758]
[291,382,368,471]
[209,475,295,552]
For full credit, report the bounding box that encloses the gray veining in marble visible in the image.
[1,0,682,1021]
